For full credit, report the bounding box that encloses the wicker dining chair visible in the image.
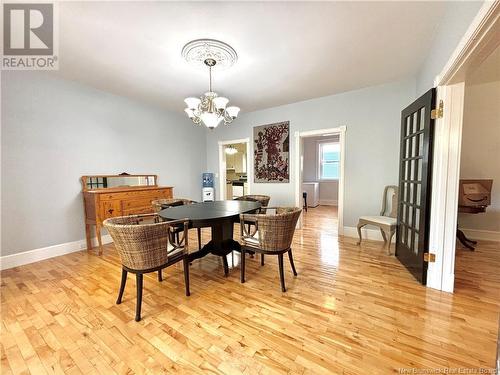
[234,195,271,209]
[239,207,302,292]
[104,213,190,322]
[152,198,202,250]
[234,195,271,236]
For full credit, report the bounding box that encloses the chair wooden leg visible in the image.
[197,228,202,250]
[380,229,387,243]
[356,223,364,245]
[222,256,229,277]
[261,254,265,266]
[240,248,245,283]
[278,254,286,292]
[116,269,127,304]
[158,269,162,282]
[183,257,190,296]
[387,230,396,255]
[288,250,297,276]
[135,273,143,322]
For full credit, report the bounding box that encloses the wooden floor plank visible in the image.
[1,206,499,374]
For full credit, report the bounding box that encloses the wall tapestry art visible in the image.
[253,121,289,183]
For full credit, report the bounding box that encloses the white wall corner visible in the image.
[0,235,113,270]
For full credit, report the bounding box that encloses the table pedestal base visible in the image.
[187,219,241,276]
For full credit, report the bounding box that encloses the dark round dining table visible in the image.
[159,200,261,276]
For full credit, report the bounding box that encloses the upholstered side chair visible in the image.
[104,213,190,322]
[152,198,202,250]
[239,207,302,292]
[356,185,399,255]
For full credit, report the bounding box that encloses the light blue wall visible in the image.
[1,72,206,256]
[1,2,482,255]
[416,1,483,95]
[206,78,417,228]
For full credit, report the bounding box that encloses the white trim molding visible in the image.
[427,83,465,292]
[435,1,500,86]
[427,1,499,293]
[0,235,112,270]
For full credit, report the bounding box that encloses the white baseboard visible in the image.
[0,235,113,271]
[441,272,455,293]
[460,228,500,242]
[342,226,395,242]
[319,199,338,206]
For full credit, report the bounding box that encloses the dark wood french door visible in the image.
[396,88,436,284]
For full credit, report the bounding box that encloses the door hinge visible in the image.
[424,253,436,262]
[431,100,444,119]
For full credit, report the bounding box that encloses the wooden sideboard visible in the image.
[81,174,173,254]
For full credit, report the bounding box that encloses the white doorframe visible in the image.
[294,126,346,234]
[218,138,251,201]
[426,1,499,292]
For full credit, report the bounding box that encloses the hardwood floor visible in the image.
[1,205,499,374]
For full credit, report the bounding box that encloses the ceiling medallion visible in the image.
[182,39,240,129]
[181,39,238,70]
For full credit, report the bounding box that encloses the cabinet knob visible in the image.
[108,208,114,215]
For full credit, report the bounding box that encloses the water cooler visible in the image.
[202,173,215,202]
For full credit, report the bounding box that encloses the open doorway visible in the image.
[426,2,499,292]
[302,134,340,230]
[218,138,251,200]
[453,45,500,295]
[294,127,345,233]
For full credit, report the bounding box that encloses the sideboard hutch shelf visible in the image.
[81,174,173,255]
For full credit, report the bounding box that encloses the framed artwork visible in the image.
[253,121,290,183]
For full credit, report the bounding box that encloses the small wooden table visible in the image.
[159,200,261,276]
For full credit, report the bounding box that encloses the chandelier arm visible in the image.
[223,111,233,123]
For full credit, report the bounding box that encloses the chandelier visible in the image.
[182,39,240,129]
[225,145,238,155]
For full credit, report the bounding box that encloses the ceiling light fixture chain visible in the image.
[182,39,240,129]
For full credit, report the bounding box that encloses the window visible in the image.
[318,142,340,180]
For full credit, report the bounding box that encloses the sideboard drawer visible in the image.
[122,206,154,216]
[122,198,156,211]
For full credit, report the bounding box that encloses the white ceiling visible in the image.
[57,2,449,113]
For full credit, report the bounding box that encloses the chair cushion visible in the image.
[359,216,397,226]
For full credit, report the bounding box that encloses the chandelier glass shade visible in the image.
[225,145,238,155]
[182,40,240,129]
